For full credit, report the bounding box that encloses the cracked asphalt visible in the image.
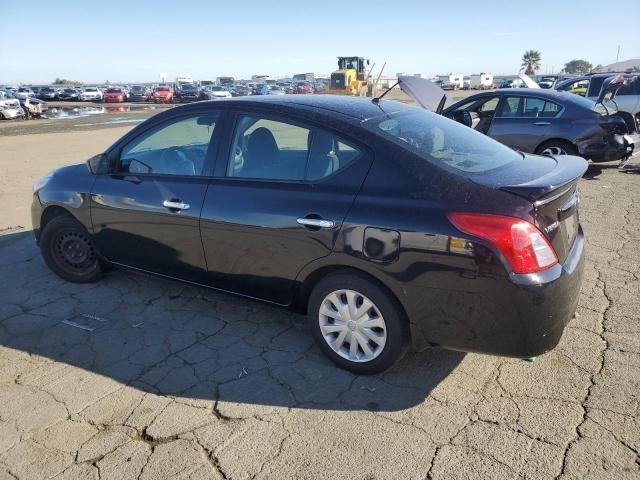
[0,127,639,480]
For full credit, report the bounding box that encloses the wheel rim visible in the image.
[541,146,567,156]
[318,289,387,363]
[52,229,97,273]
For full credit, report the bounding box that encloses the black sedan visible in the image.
[57,88,80,101]
[31,96,586,373]
[441,83,638,162]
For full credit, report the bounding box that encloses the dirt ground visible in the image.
[0,118,638,480]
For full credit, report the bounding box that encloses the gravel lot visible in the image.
[0,121,638,480]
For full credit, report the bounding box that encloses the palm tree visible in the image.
[521,50,542,75]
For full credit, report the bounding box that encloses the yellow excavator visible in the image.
[326,56,371,96]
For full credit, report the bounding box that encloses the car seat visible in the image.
[243,127,280,178]
[307,131,339,180]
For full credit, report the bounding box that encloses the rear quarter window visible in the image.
[363,109,521,175]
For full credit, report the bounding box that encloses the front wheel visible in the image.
[40,214,104,283]
[308,273,408,373]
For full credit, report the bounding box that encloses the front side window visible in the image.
[119,114,217,176]
[227,115,360,181]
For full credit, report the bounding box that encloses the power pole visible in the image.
[616,45,620,62]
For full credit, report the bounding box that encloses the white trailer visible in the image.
[470,73,494,89]
[438,74,464,90]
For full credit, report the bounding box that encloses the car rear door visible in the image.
[90,112,221,282]
[488,95,564,152]
[199,111,373,305]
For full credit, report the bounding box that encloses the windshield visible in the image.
[131,86,144,91]
[182,84,197,90]
[362,109,522,175]
[106,88,121,93]
[84,88,97,92]
[156,87,169,92]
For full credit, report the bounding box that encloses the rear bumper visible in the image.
[581,133,640,162]
[407,228,585,358]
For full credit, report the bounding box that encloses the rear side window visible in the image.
[227,115,360,181]
[497,96,562,118]
[362,109,521,174]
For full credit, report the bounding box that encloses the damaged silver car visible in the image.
[0,91,25,120]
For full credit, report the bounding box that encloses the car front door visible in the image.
[488,95,564,152]
[199,111,373,305]
[90,112,221,281]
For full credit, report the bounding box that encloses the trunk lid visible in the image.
[472,153,588,263]
[397,76,449,113]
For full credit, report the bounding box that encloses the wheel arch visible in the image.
[294,264,412,340]
[534,138,577,154]
[41,205,74,232]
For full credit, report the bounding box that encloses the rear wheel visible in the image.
[535,140,577,157]
[40,214,104,283]
[308,273,408,373]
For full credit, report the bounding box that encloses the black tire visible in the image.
[307,272,409,374]
[40,214,104,283]
[535,140,577,157]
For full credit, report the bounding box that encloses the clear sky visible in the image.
[3,0,639,84]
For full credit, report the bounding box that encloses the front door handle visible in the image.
[163,200,190,211]
[534,121,551,126]
[297,218,335,229]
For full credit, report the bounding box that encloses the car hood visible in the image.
[397,76,449,113]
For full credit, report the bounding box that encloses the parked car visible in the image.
[152,85,173,103]
[128,85,151,102]
[176,83,201,102]
[32,95,587,373]
[57,88,81,101]
[295,81,314,94]
[555,74,640,117]
[253,84,269,95]
[103,88,127,103]
[230,85,252,97]
[0,91,25,119]
[268,85,286,95]
[424,77,639,163]
[37,87,59,100]
[16,87,35,99]
[79,87,104,102]
[200,85,232,100]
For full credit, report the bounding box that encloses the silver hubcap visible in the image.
[542,146,567,156]
[318,289,387,363]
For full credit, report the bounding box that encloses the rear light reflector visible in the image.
[447,212,558,274]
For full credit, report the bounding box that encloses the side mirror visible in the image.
[86,153,109,174]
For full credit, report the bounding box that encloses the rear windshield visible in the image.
[362,109,521,175]
[106,88,122,93]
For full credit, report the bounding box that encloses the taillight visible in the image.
[447,212,558,274]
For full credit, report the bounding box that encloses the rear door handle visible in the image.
[163,200,190,211]
[297,218,335,229]
[534,122,551,126]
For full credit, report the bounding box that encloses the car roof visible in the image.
[183,95,416,122]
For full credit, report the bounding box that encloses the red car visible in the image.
[103,88,127,103]
[153,85,173,104]
[296,81,314,94]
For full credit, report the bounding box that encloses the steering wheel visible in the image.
[160,146,195,175]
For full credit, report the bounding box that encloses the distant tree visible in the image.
[53,78,82,85]
[593,64,603,72]
[563,59,593,74]
[521,50,542,75]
